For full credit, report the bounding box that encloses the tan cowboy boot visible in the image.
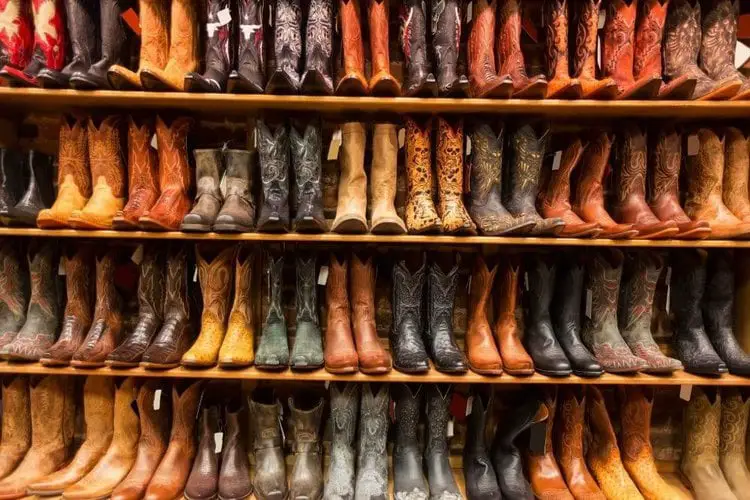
[0,376,31,480]
[720,389,750,500]
[218,247,255,368]
[369,123,406,234]
[332,122,368,234]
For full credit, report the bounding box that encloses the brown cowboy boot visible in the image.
[367,0,400,95]
[0,376,31,480]
[466,255,503,375]
[351,253,391,373]
[370,123,406,234]
[719,389,750,499]
[700,0,750,101]
[544,0,581,99]
[218,247,255,368]
[404,117,441,233]
[0,244,29,353]
[723,127,750,222]
[436,117,475,235]
[496,0,547,98]
[332,122,368,234]
[337,0,368,95]
[325,254,358,373]
[494,259,533,376]
[468,0,513,98]
[571,0,618,99]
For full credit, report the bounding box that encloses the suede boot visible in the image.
[181,149,224,232]
[291,256,324,369]
[426,259,467,373]
[289,396,324,500]
[218,247,255,367]
[219,400,252,500]
[496,0,546,98]
[325,254,358,373]
[10,151,55,226]
[249,389,287,500]
[332,122,367,234]
[0,0,33,75]
[300,0,333,95]
[367,0,400,96]
[700,0,750,100]
[432,0,467,96]
[720,389,750,500]
[355,384,389,500]
[544,0,581,99]
[229,0,265,93]
[436,118,475,234]
[723,127,750,222]
[290,123,326,233]
[0,243,29,353]
[468,0,513,98]
[404,117,441,233]
[351,254,391,373]
[255,255,289,369]
[256,122,290,232]
[185,0,233,92]
[370,123,406,234]
[463,388,500,500]
[0,376,31,480]
[324,383,358,500]
[399,0,437,96]
[40,0,95,87]
[337,0,366,95]
[0,150,28,224]
[391,258,430,373]
[214,149,255,232]
[466,255,503,375]
[265,0,301,93]
[393,384,428,500]
[494,259,534,376]
[571,0,617,99]
[184,406,220,500]
[425,385,462,500]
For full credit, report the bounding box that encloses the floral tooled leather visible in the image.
[0,376,31,480]
[467,0,509,98]
[405,117,441,233]
[218,247,255,367]
[544,0,579,98]
[436,118,475,234]
[572,0,617,99]
[0,243,29,352]
[699,0,749,99]
[114,117,160,228]
[497,0,547,97]
[719,389,750,499]
[723,127,750,221]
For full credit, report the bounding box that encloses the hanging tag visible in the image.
[217,7,232,26]
[327,129,342,161]
[466,275,472,293]
[193,267,199,282]
[324,380,330,390]
[121,8,141,35]
[151,134,158,150]
[241,24,260,41]
[465,395,474,417]
[465,135,472,156]
[153,389,162,410]
[318,265,329,286]
[58,258,66,276]
[268,2,274,26]
[446,419,454,438]
[529,421,546,455]
[214,432,224,453]
[666,282,672,314]
[679,385,692,401]
[465,1,472,22]
[736,41,750,68]
[278,417,286,443]
[665,266,673,286]
[253,127,258,148]
[687,135,699,156]
[585,289,593,318]
[551,150,562,171]
[596,35,602,70]
[598,10,606,29]
[131,244,144,265]
[390,400,396,423]
[206,22,220,37]
[398,128,406,148]
[524,272,530,291]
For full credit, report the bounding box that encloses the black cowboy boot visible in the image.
[426,259,468,373]
[300,0,333,94]
[290,123,326,232]
[266,0,301,93]
[464,387,501,500]
[9,151,55,226]
[324,383,359,500]
[399,0,437,96]
[181,149,224,232]
[393,384,428,499]
[431,0,467,96]
[0,150,27,225]
[213,149,256,232]
[425,384,462,500]
[291,256,324,369]
[256,122,290,232]
[355,384,390,499]
[186,0,233,92]
[230,0,265,93]
[391,258,430,373]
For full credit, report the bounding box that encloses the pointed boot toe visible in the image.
[300,70,334,96]
[266,69,299,94]
[370,216,407,235]
[618,76,661,99]
[658,75,697,100]
[696,78,743,100]
[677,220,712,239]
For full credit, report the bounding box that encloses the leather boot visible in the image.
[527,389,573,500]
[580,250,647,373]
[181,246,235,367]
[185,0,232,92]
[336,0,366,95]
[325,254,358,373]
[106,246,166,367]
[719,389,750,500]
[113,117,160,230]
[432,0,467,96]
[494,259,534,376]
[107,0,169,90]
[467,123,535,235]
[214,149,255,232]
[0,150,28,224]
[0,0,33,76]
[184,405,220,500]
[229,0,265,93]
[0,375,74,499]
[426,259,468,373]
[367,0,400,96]
[70,250,124,367]
[144,381,203,500]
[700,0,750,100]
[736,253,750,356]
[69,116,126,230]
[38,117,91,228]
[724,127,750,221]
[634,0,696,99]
[551,254,603,377]
[585,387,643,500]
[333,122,367,234]
[554,388,605,500]
[0,243,29,352]
[141,246,198,369]
[219,400,252,500]
[671,249,727,375]
[256,122,291,233]
[425,385,461,500]
[505,124,564,235]
[3,243,61,362]
[351,253,391,373]
[468,0,513,98]
[290,123,326,233]
[685,128,750,238]
[464,388,500,500]
[60,378,137,500]
[612,125,679,238]
[538,137,602,237]
[525,257,572,377]
[370,123,406,234]
[0,376,31,480]
[571,0,618,99]
[140,0,198,90]
[497,0,546,98]
[573,132,638,239]
[217,247,255,368]
[110,381,171,500]
[391,258,430,373]
[355,384,389,499]
[544,0,581,99]
[249,389,287,500]
[291,256,324,369]
[664,0,741,100]
[466,255,503,375]
[10,151,54,226]
[393,384,428,500]
[181,149,224,232]
[140,117,194,231]
[255,255,289,369]
[648,125,711,238]
[619,386,691,500]
[289,396,324,500]
[619,251,683,373]
[601,0,661,99]
[323,383,358,500]
[405,117,441,234]
[300,0,333,95]
[40,247,94,366]
[399,0,437,96]
[265,0,301,93]
[436,117,476,234]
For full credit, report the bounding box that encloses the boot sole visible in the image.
[213,222,254,233]
[572,369,604,378]
[70,360,105,368]
[370,220,407,235]
[111,217,140,230]
[140,361,180,370]
[105,359,140,368]
[39,358,70,367]
[217,360,253,369]
[536,368,573,377]
[325,364,358,374]
[468,364,503,376]
[360,366,392,375]
[331,218,368,234]
[393,364,430,374]
[180,222,213,232]
[292,218,328,233]
[504,368,535,377]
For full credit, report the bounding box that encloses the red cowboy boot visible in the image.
[468,0,513,98]
[496,0,546,98]
[571,0,618,99]
[544,0,581,99]
[0,0,33,75]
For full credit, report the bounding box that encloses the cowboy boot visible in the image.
[719,389,750,499]
[300,0,333,95]
[463,388,500,500]
[494,259,534,376]
[351,253,391,373]
[218,400,252,500]
[289,396,324,500]
[108,0,169,89]
[106,246,166,367]
[571,0,618,99]
[333,122,368,233]
[266,0,301,93]
[213,149,255,232]
[468,123,535,235]
[496,0,546,98]
[391,258,430,373]
[217,247,255,367]
[40,247,94,366]
[355,384,389,499]
[0,243,29,353]
[466,255,503,375]
[425,385,462,500]
[181,149,224,232]
[468,0,513,98]
[139,117,194,231]
[325,254,358,374]
[0,150,27,224]
[229,0,265,93]
[685,128,750,238]
[249,389,287,500]
[648,125,711,238]
[634,0,696,99]
[724,127,750,221]
[290,123,326,232]
[664,0,741,100]
[426,259,468,373]
[400,0,437,96]
[527,390,574,500]
[538,137,602,237]
[0,0,33,75]
[256,121,291,232]
[573,132,639,238]
[69,116,126,230]
[701,0,750,100]
[255,255,289,369]
[9,151,55,226]
[185,0,233,92]
[544,0,581,99]
[337,0,367,95]
[113,117,160,230]
[736,254,750,358]
[612,125,680,238]
[601,0,661,99]
[432,0,467,96]
[37,117,91,228]
[370,123,406,234]
[0,376,31,480]
[405,117,441,233]
[184,405,221,500]
[393,384,428,500]
[140,0,198,90]
[436,118,475,234]
[323,383,358,500]
[291,256,324,369]
[181,246,235,367]
[368,0,400,95]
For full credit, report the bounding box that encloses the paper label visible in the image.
[465,1,472,22]
[736,41,750,69]
[318,265,329,286]
[151,134,158,150]
[153,389,162,410]
[666,283,671,314]
[278,417,285,443]
[131,244,144,265]
[465,135,472,156]
[398,128,405,148]
[327,129,342,161]
[217,7,232,25]
[680,385,692,401]
[524,272,529,291]
[58,258,66,275]
[598,10,606,29]
[665,266,672,286]
[446,419,454,438]
[193,267,199,282]
[585,289,593,318]
[465,395,473,416]
[551,150,562,171]
[324,380,330,390]
[596,35,602,70]
[214,432,224,453]
[687,135,699,156]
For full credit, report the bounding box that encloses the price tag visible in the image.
[318,265,329,285]
[665,266,673,286]
[524,272,530,291]
[278,417,286,443]
[551,150,562,171]
[736,41,750,69]
[585,289,593,318]
[596,35,602,69]
[58,258,66,275]
[324,380,330,390]
[153,389,162,410]
[687,135,699,156]
[214,432,224,453]
[217,7,232,25]
[398,128,405,148]
[465,135,472,156]
[598,10,606,29]
[327,129,342,160]
[680,384,692,401]
[465,395,473,416]
[390,400,396,422]
[465,1,472,22]
[131,244,144,265]
[193,267,199,282]
[446,419,454,438]
[253,127,258,148]
[151,134,158,150]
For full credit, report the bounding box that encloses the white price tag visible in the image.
[193,267,199,282]
[278,417,286,443]
[58,258,66,276]
[524,272,529,291]
[666,283,671,314]
[687,135,699,156]
[151,134,158,150]
[446,419,454,438]
[585,289,593,318]
[465,136,472,156]
[665,266,672,286]
[465,395,473,416]
[598,10,606,29]
[327,129,342,160]
[318,265,329,285]
[551,150,562,171]
[398,128,405,148]
[596,35,602,70]
[153,389,162,410]
[217,7,232,25]
[131,244,144,265]
[214,432,224,453]
[736,41,750,69]
[465,1,472,22]
[324,380,330,390]
[679,384,692,401]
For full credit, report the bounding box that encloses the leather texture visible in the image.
[393,384,428,500]
[355,384,389,500]
[367,0,400,96]
[571,0,618,99]
[324,383,358,500]
[289,396,324,500]
[724,127,750,221]
[256,255,289,368]
[468,0,512,98]
[332,122,367,234]
[436,118,475,234]
[184,406,221,500]
[325,254,358,374]
[527,389,573,500]
[300,0,333,95]
[218,247,255,367]
[544,0,581,99]
[291,256,324,369]
[250,389,287,500]
[431,0,466,96]
[466,255,503,375]
[181,149,225,232]
[265,0,301,93]
[494,259,534,376]
[256,122,290,232]
[0,376,31,480]
[336,0,366,96]
[0,150,27,224]
[231,0,265,93]
[399,0,437,96]
[351,254,391,373]
[0,0,33,71]
[391,258,430,373]
[370,123,406,234]
[0,243,28,353]
[463,388,500,500]
[10,151,55,226]
[290,123,326,233]
[699,0,749,100]
[719,389,750,500]
[496,0,546,97]
[214,149,255,232]
[426,260,468,373]
[185,0,233,92]
[219,402,253,500]
[404,117,441,234]
[425,385,462,500]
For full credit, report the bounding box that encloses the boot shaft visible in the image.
[338,0,361,73]
[58,117,91,194]
[231,248,253,317]
[425,384,452,456]
[289,396,324,451]
[619,386,655,460]
[618,251,661,335]
[405,117,433,193]
[368,0,391,73]
[138,0,169,68]
[700,0,739,78]
[720,389,749,458]
[30,375,74,449]
[127,117,160,193]
[0,0,33,68]
[193,149,224,201]
[648,126,682,205]
[572,0,601,78]
[203,0,233,74]
[136,379,172,446]
[685,128,725,212]
[156,116,193,192]
[469,124,503,207]
[427,261,458,337]
[167,0,198,67]
[1,376,30,446]
[164,245,190,321]
[615,125,648,204]
[504,124,548,214]
[237,0,264,78]
[541,137,583,209]
[664,0,701,77]
[469,256,495,319]
[0,149,27,210]
[574,132,613,211]
[634,0,668,79]
[258,122,290,206]
[496,260,519,317]
[296,256,318,323]
[399,0,430,74]
[585,251,623,330]
[249,392,283,449]
[703,250,734,324]
[394,384,422,444]
[224,149,253,198]
[586,387,618,455]
[370,123,398,208]
[290,124,322,208]
[436,117,464,197]
[465,389,490,454]
[544,0,571,77]
[111,377,139,444]
[431,0,461,79]
[671,249,706,331]
[551,255,584,333]
[196,246,234,323]
[326,254,349,322]
[496,0,524,76]
[97,0,129,63]
[350,254,375,323]
[273,0,302,72]
[602,0,637,82]
[137,246,166,320]
[0,243,29,329]
[392,259,426,334]
[555,388,586,460]
[329,383,359,446]
[63,246,94,325]
[87,116,126,198]
[92,250,122,319]
[723,127,750,218]
[27,242,61,322]
[31,0,66,70]
[683,387,722,464]
[265,255,285,324]
[526,257,555,321]
[169,381,203,443]
[357,384,389,464]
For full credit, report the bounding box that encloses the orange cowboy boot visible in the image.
[723,127,750,222]
[571,0,618,99]
[367,0,400,95]
[435,117,476,234]
[543,0,581,99]
[466,255,503,375]
[496,0,547,98]
[468,0,513,97]
[494,259,534,376]
[337,0,368,95]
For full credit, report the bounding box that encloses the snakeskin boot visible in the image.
[391,258,430,373]
[426,260,467,373]
[291,256,324,369]
[255,255,289,369]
